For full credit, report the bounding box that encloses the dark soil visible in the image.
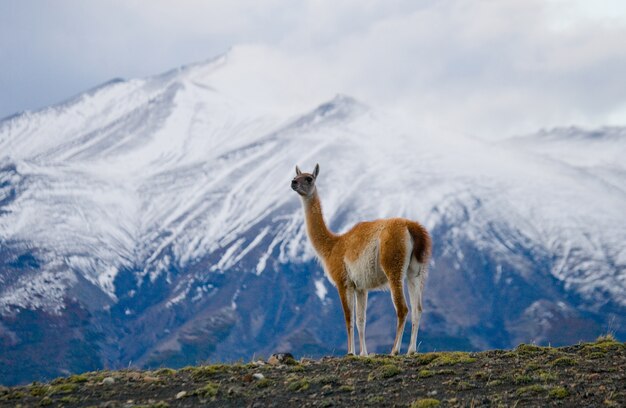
[1,336,624,407]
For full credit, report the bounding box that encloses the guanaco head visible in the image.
[291,164,319,198]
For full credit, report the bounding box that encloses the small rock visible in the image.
[427,390,438,396]
[101,377,115,385]
[252,373,265,380]
[251,360,266,367]
[175,391,187,399]
[242,374,254,383]
[268,352,296,365]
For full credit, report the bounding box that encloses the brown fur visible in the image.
[292,164,432,355]
[407,221,431,264]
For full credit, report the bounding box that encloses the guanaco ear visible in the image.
[312,163,320,179]
[295,165,302,176]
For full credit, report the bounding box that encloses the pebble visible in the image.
[175,391,187,399]
[252,373,265,380]
[102,377,115,385]
[251,360,266,367]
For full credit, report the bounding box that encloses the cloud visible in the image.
[1,0,626,137]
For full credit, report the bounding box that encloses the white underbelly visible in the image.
[345,240,389,290]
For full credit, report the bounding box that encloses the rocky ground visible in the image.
[0,336,624,407]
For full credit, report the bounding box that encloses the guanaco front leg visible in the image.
[338,285,355,355]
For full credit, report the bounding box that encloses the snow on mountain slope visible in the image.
[504,126,626,198]
[0,51,625,384]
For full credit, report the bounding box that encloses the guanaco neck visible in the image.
[301,189,337,259]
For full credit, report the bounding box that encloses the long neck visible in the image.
[301,190,337,259]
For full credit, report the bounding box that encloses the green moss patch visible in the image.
[68,374,89,383]
[154,368,177,377]
[49,383,77,395]
[362,355,394,366]
[536,371,557,382]
[413,353,440,365]
[411,398,441,408]
[430,352,476,366]
[38,396,53,406]
[287,379,310,392]
[59,395,78,403]
[516,344,548,354]
[513,374,533,384]
[516,384,546,396]
[550,357,578,367]
[381,364,402,378]
[29,384,49,397]
[313,374,340,385]
[194,382,219,398]
[418,369,434,378]
[548,386,569,399]
[189,364,229,380]
[256,378,272,388]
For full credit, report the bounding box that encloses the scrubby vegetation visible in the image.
[0,336,623,407]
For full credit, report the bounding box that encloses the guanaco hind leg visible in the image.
[407,260,427,354]
[379,224,412,355]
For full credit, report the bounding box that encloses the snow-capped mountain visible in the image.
[1,52,624,385]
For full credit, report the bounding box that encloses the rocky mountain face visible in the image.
[1,53,624,385]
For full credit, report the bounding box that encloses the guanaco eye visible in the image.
[305,176,313,183]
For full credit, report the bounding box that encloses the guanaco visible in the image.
[291,164,431,355]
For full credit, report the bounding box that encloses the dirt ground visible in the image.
[1,336,624,407]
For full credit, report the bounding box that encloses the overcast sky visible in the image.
[2,0,626,137]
